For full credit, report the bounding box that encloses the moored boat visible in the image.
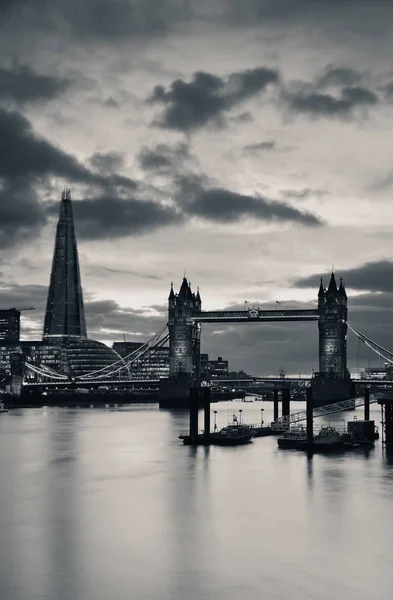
[211,421,255,445]
[277,426,307,449]
[0,399,8,413]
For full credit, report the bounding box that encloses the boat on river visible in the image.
[0,399,8,413]
[278,425,353,452]
[211,421,255,445]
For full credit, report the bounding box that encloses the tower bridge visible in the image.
[163,272,351,407]
[5,186,393,417]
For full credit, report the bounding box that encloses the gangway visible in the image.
[271,395,379,430]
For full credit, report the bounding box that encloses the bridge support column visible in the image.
[189,387,199,444]
[203,387,211,444]
[273,388,279,421]
[282,388,290,418]
[306,388,314,452]
[364,388,370,421]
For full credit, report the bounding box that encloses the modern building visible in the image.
[0,309,20,345]
[208,356,229,379]
[36,188,123,379]
[43,187,86,341]
[200,353,209,379]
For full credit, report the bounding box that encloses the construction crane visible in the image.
[0,306,35,311]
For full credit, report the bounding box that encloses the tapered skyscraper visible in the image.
[43,187,87,340]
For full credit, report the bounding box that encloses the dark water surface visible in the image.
[0,401,392,600]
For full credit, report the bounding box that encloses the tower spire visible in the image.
[43,188,87,340]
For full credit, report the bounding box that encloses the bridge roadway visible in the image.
[193,309,319,323]
[24,379,160,388]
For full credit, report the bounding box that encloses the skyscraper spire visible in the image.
[43,188,87,340]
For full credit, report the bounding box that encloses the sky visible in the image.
[1,0,393,376]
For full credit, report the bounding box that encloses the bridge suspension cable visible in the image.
[76,324,169,381]
[24,362,68,380]
[347,322,393,365]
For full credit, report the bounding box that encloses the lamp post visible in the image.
[239,409,242,425]
[214,410,217,432]
[261,408,264,427]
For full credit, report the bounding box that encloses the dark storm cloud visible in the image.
[0,109,93,182]
[283,86,378,118]
[0,64,70,105]
[138,143,190,171]
[316,66,363,89]
[1,0,192,45]
[183,187,323,226]
[89,151,125,173]
[294,260,393,293]
[0,108,136,189]
[65,196,183,240]
[382,82,393,102]
[149,67,279,131]
[0,179,46,249]
[0,283,48,316]
[243,141,276,153]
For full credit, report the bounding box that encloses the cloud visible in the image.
[0,179,46,249]
[294,260,393,293]
[89,151,125,173]
[0,64,70,105]
[181,187,323,227]
[316,66,363,89]
[382,82,393,102]
[60,195,183,240]
[1,0,194,48]
[281,188,329,200]
[138,143,190,171]
[149,67,279,131]
[283,86,378,118]
[243,141,276,153]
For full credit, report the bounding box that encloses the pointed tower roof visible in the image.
[196,286,201,303]
[318,277,324,297]
[338,277,347,299]
[168,282,175,300]
[327,272,337,295]
[178,277,190,298]
[43,187,87,340]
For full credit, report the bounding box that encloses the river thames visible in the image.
[0,401,392,600]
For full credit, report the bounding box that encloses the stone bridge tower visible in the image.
[318,273,348,378]
[168,278,201,384]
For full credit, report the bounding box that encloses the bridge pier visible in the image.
[306,388,314,452]
[203,387,211,444]
[282,388,290,419]
[364,388,370,421]
[189,387,199,444]
[273,388,279,421]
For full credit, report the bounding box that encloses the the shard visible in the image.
[43,187,87,340]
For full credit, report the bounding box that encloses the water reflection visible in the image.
[0,402,392,600]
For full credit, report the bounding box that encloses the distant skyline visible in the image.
[1,1,393,375]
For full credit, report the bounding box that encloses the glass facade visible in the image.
[43,187,87,340]
[0,309,20,344]
[23,339,126,380]
[113,341,169,379]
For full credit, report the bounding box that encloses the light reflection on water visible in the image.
[0,401,392,600]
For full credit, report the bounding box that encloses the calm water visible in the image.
[0,401,392,600]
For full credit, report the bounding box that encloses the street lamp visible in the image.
[261,408,264,426]
[239,409,243,425]
[214,410,217,432]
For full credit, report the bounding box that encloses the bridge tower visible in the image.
[313,273,352,404]
[168,278,201,384]
[318,273,348,377]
